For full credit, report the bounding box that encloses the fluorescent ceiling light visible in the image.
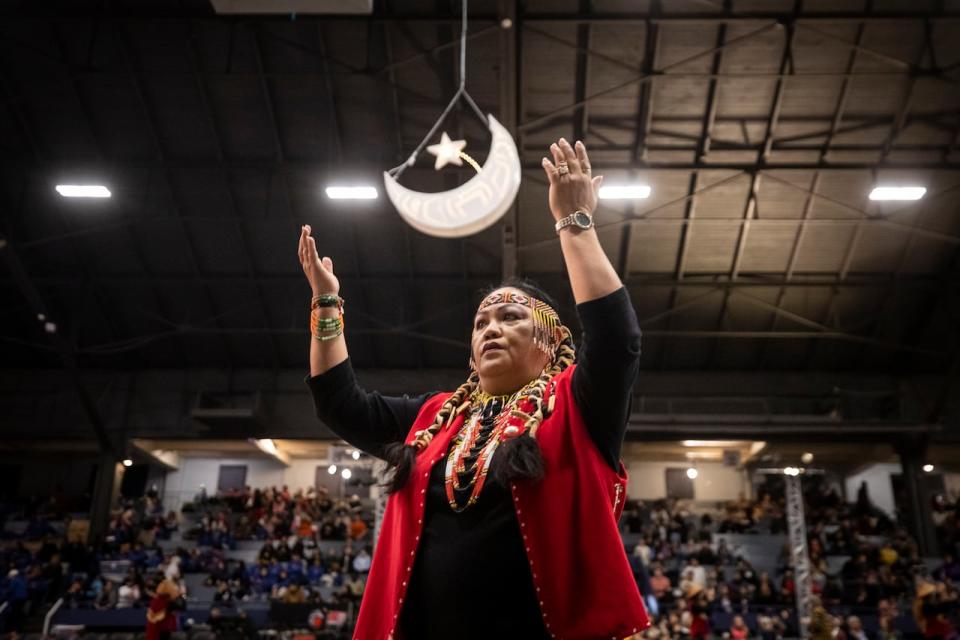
[868,186,926,201]
[598,184,651,200]
[325,185,378,200]
[682,440,743,448]
[56,184,111,198]
[251,438,278,455]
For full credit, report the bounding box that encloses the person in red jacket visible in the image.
[145,579,180,640]
[301,138,648,639]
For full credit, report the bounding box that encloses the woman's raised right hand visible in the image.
[298,225,339,296]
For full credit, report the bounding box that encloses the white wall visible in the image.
[844,463,901,517]
[945,473,960,499]
[625,461,747,502]
[162,457,361,511]
[164,457,287,511]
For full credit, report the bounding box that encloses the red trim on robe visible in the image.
[354,365,649,640]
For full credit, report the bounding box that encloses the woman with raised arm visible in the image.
[300,138,648,640]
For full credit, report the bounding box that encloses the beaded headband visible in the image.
[476,290,568,357]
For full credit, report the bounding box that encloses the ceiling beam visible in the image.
[0,273,946,290]
[0,236,117,456]
[8,8,959,23]
[517,21,778,132]
[114,20,235,368]
[500,0,519,278]
[193,21,282,370]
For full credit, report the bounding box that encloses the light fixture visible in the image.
[252,439,278,455]
[686,467,698,480]
[328,464,338,475]
[801,452,814,464]
[598,184,651,200]
[682,440,742,448]
[868,186,926,201]
[783,466,800,476]
[56,184,111,198]
[351,450,361,460]
[923,464,934,473]
[325,186,378,200]
[341,468,352,480]
[122,459,133,467]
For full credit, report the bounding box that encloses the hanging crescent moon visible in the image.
[383,114,522,238]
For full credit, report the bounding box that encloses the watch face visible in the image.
[574,211,592,228]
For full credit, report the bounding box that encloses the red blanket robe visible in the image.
[354,365,649,640]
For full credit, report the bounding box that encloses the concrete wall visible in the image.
[161,457,363,511]
[945,472,960,498]
[164,457,286,512]
[625,460,748,502]
[844,463,901,517]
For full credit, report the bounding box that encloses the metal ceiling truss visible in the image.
[658,2,731,369]
[114,20,236,367]
[3,3,960,371]
[192,21,282,370]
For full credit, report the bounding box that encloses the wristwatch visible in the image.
[555,209,594,234]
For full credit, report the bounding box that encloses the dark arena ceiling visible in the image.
[2,0,960,376]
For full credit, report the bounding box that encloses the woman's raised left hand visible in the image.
[541,138,603,222]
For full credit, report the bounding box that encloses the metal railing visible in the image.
[42,597,64,637]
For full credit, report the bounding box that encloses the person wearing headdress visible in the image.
[145,578,181,640]
[300,138,648,639]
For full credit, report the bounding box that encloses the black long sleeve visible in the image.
[304,361,437,460]
[304,287,640,469]
[571,286,642,470]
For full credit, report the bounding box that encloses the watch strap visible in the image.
[554,210,593,234]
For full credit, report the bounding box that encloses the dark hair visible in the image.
[381,277,573,494]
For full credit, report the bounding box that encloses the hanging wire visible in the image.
[387,0,487,179]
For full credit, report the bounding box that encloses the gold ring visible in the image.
[557,164,570,176]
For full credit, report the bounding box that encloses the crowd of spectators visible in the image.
[0,484,375,634]
[0,489,174,630]
[185,485,371,547]
[623,478,960,639]
[185,485,375,612]
[200,539,371,608]
[3,475,958,638]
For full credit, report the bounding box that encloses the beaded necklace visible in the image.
[444,385,534,512]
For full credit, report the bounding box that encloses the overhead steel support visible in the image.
[0,239,115,454]
[2,273,946,290]
[11,6,958,22]
[194,22,282,370]
[114,21,235,367]
[659,6,731,369]
[11,156,960,173]
[0,34,136,366]
[620,3,661,282]
[500,0,519,278]
[719,16,794,366]
[517,20,777,132]
[858,28,940,368]
[572,1,592,142]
